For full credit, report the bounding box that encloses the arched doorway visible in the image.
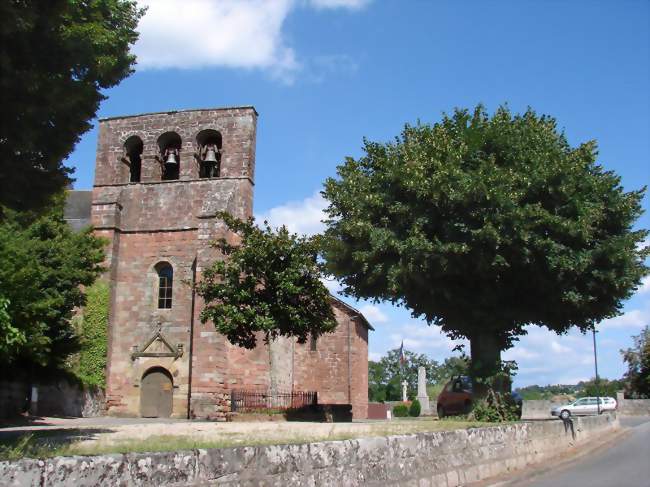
[141,367,173,418]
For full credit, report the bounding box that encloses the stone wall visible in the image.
[616,392,650,416]
[293,300,369,419]
[0,379,104,419]
[0,380,27,419]
[0,415,618,486]
[521,400,563,420]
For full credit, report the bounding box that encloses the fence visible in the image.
[230,389,317,413]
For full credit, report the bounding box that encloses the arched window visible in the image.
[123,136,143,183]
[156,262,173,309]
[157,132,182,181]
[196,129,222,178]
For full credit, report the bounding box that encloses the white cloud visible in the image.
[320,276,343,294]
[503,346,540,361]
[389,322,465,352]
[600,309,649,330]
[256,191,327,235]
[368,351,381,361]
[133,0,371,81]
[359,304,388,324]
[550,340,572,354]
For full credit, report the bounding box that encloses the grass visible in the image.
[0,418,498,461]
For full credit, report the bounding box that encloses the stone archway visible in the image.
[140,367,173,418]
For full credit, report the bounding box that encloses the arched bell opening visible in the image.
[157,131,182,181]
[123,136,143,183]
[196,129,222,178]
[140,366,174,418]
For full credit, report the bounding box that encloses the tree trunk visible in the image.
[469,333,508,398]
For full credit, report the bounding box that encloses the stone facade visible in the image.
[89,107,370,420]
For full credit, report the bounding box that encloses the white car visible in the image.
[550,397,617,419]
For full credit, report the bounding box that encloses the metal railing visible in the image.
[230,389,317,413]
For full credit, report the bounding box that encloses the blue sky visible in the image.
[67,0,649,387]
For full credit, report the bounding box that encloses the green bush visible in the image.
[408,399,421,417]
[75,281,109,388]
[393,404,409,417]
[469,390,519,422]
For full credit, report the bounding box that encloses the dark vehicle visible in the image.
[436,376,523,418]
[437,376,473,417]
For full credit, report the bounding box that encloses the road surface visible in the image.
[509,416,650,487]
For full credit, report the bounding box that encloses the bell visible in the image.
[204,147,218,163]
[165,152,177,164]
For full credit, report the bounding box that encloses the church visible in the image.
[72,107,371,420]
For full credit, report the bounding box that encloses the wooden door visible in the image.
[141,368,173,418]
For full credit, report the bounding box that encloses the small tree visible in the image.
[323,105,648,384]
[197,212,337,348]
[621,326,650,398]
[409,398,421,417]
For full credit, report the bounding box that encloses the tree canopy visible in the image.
[197,212,337,349]
[323,105,648,378]
[0,0,144,212]
[0,195,105,369]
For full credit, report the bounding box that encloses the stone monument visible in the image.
[416,366,431,413]
[402,380,408,402]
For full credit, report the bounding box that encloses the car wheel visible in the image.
[560,409,571,420]
[437,405,445,418]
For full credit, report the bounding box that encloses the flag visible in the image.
[399,341,406,367]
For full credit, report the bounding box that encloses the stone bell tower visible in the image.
[91,107,257,418]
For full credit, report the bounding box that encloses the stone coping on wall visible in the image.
[0,415,618,487]
[99,106,258,122]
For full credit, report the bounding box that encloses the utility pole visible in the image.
[592,326,600,414]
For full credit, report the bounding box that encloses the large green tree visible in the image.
[323,105,648,381]
[0,196,105,369]
[0,0,144,212]
[197,212,337,348]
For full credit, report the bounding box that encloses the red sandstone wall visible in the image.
[293,303,369,419]
[94,107,257,186]
[95,108,257,419]
[93,106,370,421]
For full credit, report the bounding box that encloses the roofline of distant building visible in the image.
[330,295,375,331]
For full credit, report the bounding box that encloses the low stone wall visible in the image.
[521,400,563,420]
[0,415,618,486]
[0,381,28,419]
[0,379,105,420]
[616,392,650,416]
[36,381,105,418]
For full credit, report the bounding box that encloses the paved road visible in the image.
[511,416,650,487]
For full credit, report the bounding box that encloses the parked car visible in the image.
[437,376,524,418]
[437,376,473,417]
[550,397,617,419]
